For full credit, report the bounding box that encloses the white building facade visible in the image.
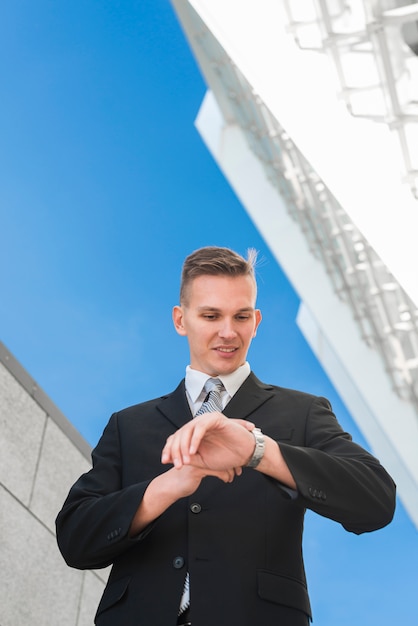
[171,0,418,527]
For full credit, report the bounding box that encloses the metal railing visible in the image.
[282,0,418,197]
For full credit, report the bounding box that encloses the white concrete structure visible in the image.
[0,340,106,626]
[172,0,418,527]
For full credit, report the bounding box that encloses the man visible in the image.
[56,246,396,626]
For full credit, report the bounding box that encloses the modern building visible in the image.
[1,3,417,624]
[171,0,418,527]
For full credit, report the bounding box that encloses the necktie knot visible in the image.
[195,378,224,416]
[204,377,223,394]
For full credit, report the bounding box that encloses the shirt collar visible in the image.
[185,362,251,403]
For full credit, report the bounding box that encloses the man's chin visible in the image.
[191,353,243,376]
[211,356,242,375]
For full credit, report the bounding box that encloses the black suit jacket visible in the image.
[56,373,395,626]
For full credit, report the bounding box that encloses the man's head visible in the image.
[179,246,258,306]
[173,246,262,376]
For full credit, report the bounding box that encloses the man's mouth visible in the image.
[215,347,237,353]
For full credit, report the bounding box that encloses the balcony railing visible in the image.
[282,0,418,197]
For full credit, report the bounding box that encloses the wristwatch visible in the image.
[246,427,265,468]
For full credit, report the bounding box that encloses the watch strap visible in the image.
[246,427,265,468]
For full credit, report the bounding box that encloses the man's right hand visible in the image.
[129,463,237,537]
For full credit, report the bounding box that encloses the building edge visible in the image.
[0,339,91,461]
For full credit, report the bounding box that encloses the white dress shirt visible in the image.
[184,362,251,415]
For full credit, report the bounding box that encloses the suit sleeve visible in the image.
[55,413,154,570]
[277,396,396,534]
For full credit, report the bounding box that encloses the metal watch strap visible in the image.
[246,427,265,468]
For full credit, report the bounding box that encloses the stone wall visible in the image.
[0,341,107,626]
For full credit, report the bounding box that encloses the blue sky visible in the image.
[0,1,416,624]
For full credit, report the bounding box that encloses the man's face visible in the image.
[173,274,262,376]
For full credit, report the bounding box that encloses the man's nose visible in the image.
[218,320,237,338]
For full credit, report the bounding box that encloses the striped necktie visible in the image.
[178,377,224,618]
[195,377,224,415]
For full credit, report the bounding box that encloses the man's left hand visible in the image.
[161,412,256,472]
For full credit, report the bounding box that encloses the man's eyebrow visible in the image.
[197,306,221,312]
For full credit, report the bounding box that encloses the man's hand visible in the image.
[129,463,237,537]
[161,412,256,472]
[166,463,238,497]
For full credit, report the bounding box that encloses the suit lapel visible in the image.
[156,379,193,429]
[223,372,275,419]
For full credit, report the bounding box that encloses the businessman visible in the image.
[56,246,396,626]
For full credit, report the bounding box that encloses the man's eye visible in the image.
[236,315,250,321]
[203,314,217,320]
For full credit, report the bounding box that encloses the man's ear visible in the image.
[253,309,262,337]
[172,305,187,336]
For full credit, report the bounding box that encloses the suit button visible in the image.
[107,528,121,541]
[173,556,185,569]
[190,503,202,514]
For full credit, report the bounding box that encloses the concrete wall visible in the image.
[0,341,107,626]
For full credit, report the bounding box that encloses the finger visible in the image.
[161,435,173,465]
[188,414,218,455]
[177,420,204,466]
[178,426,195,465]
[217,469,235,483]
[231,419,255,431]
[162,429,192,467]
